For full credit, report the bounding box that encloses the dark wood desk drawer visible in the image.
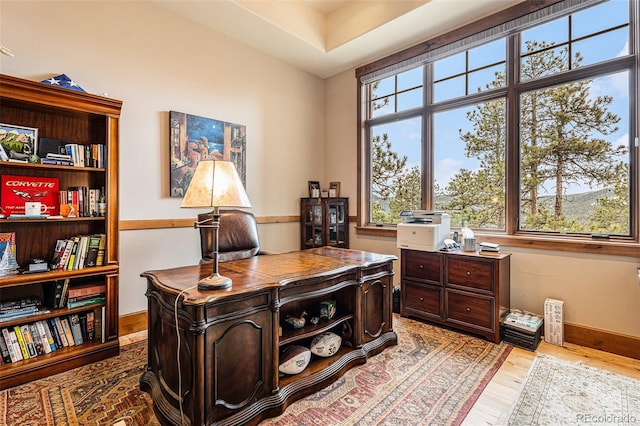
[447,257,494,292]
[402,250,442,284]
[403,282,442,318]
[446,291,494,331]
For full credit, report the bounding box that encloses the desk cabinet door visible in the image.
[361,266,393,344]
[205,309,274,423]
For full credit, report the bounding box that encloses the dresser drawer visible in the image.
[447,257,494,292]
[402,282,442,318]
[402,250,442,284]
[446,291,494,331]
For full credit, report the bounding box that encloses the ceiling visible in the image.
[153,0,524,79]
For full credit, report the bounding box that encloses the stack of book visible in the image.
[0,297,46,323]
[41,152,74,166]
[66,283,106,309]
[479,241,500,254]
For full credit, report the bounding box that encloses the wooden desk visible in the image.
[140,247,397,426]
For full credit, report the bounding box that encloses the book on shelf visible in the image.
[14,325,30,359]
[19,324,38,358]
[48,318,63,349]
[0,306,39,319]
[95,234,106,266]
[4,329,22,362]
[29,323,45,356]
[55,240,74,270]
[94,307,104,343]
[59,317,75,346]
[0,331,11,363]
[40,158,74,166]
[65,237,80,271]
[86,311,95,341]
[40,320,57,352]
[53,317,69,347]
[68,296,106,309]
[69,314,84,345]
[84,236,101,267]
[43,279,64,309]
[0,232,16,259]
[68,282,107,299]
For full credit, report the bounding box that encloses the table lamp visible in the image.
[181,160,251,290]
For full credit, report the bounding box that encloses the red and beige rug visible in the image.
[0,315,511,426]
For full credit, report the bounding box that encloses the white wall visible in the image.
[1,1,313,315]
[2,1,639,338]
[325,70,640,337]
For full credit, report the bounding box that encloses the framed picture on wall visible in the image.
[169,111,247,197]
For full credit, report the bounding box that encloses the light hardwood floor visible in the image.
[463,340,640,425]
[121,331,640,425]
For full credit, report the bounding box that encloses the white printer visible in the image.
[396,211,451,252]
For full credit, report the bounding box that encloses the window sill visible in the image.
[355,225,640,257]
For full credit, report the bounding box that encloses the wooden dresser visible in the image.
[140,247,397,426]
[400,249,510,343]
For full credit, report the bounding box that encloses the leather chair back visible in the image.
[198,209,261,263]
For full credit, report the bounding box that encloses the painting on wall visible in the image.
[169,111,246,197]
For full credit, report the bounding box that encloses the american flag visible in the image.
[41,74,86,92]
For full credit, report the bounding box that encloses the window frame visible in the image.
[356,0,639,257]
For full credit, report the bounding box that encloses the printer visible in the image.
[396,211,451,252]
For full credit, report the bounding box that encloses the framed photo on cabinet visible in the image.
[329,181,340,197]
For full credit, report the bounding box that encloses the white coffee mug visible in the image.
[25,201,47,216]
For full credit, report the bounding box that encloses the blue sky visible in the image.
[375,0,630,197]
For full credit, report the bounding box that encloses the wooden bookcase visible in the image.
[300,197,349,250]
[0,74,121,388]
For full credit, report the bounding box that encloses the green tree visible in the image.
[444,40,626,233]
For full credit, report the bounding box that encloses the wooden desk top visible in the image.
[141,247,397,306]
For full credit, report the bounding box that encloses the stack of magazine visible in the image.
[479,241,500,254]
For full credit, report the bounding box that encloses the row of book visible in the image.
[40,143,106,168]
[0,307,105,364]
[51,234,106,271]
[59,187,105,218]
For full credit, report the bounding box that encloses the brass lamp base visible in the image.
[198,273,232,290]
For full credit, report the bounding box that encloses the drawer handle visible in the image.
[419,264,424,269]
[466,271,471,276]
[466,307,471,312]
[419,297,424,301]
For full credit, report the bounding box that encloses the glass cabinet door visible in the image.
[301,198,349,250]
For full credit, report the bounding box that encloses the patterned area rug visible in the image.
[0,315,511,426]
[262,315,512,425]
[507,355,640,425]
[0,340,158,426]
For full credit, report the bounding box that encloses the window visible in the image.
[358,0,637,251]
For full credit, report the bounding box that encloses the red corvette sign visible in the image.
[1,175,59,216]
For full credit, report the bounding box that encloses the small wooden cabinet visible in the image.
[300,197,348,249]
[400,249,510,343]
[0,74,121,388]
[140,247,396,426]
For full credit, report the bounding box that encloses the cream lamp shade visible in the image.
[181,160,251,209]
[181,160,251,290]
